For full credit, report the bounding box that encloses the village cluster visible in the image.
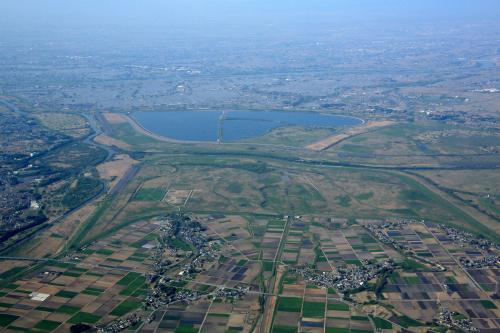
[146,215,248,309]
[290,259,394,293]
[362,219,411,250]
[438,307,479,333]
[439,225,496,251]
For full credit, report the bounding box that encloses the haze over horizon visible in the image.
[1,0,499,39]
[0,1,499,332]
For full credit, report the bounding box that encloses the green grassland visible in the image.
[324,122,500,168]
[272,325,298,333]
[3,114,495,333]
[34,320,61,331]
[249,125,338,147]
[277,296,303,312]
[327,303,350,311]
[68,312,102,324]
[68,143,499,247]
[61,176,103,209]
[372,317,393,329]
[110,300,142,316]
[0,314,19,327]
[302,301,325,317]
[37,141,108,171]
[133,187,166,201]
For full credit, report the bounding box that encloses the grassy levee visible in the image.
[410,171,500,229]
[395,171,499,242]
[83,208,168,245]
[67,198,113,250]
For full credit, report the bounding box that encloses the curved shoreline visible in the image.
[124,113,310,151]
[125,110,364,145]
[124,113,186,144]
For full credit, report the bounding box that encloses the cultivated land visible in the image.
[0,18,499,333]
[0,110,498,333]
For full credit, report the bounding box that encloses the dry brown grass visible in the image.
[306,120,394,151]
[97,154,138,192]
[102,112,128,124]
[94,133,131,149]
[142,176,170,188]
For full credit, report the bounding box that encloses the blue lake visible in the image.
[131,110,362,142]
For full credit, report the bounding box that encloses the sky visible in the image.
[2,0,499,29]
[1,0,499,44]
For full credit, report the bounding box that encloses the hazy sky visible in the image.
[1,0,499,48]
[2,0,499,31]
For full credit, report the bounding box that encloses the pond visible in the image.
[131,110,363,142]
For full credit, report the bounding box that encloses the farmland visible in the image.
[1,12,499,332]
[0,107,498,333]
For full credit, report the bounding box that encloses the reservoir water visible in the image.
[131,110,362,142]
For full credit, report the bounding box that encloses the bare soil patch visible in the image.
[306,120,394,151]
[97,154,138,193]
[102,112,128,124]
[94,133,131,149]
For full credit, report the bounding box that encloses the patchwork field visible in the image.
[1,213,499,333]
[1,111,498,333]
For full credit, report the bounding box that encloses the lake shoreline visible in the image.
[130,110,364,143]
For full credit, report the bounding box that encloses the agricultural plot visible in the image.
[272,271,376,333]
[423,222,500,297]
[467,268,499,296]
[353,221,500,331]
[383,270,482,302]
[385,299,500,331]
[139,294,260,333]
[341,225,395,263]
[0,221,159,331]
[282,219,315,266]
[258,218,286,262]
[2,210,498,333]
[190,259,260,288]
[199,215,259,260]
[0,214,266,333]
[425,221,493,263]
[315,228,362,269]
[0,260,146,332]
[363,221,458,267]
[261,218,500,333]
